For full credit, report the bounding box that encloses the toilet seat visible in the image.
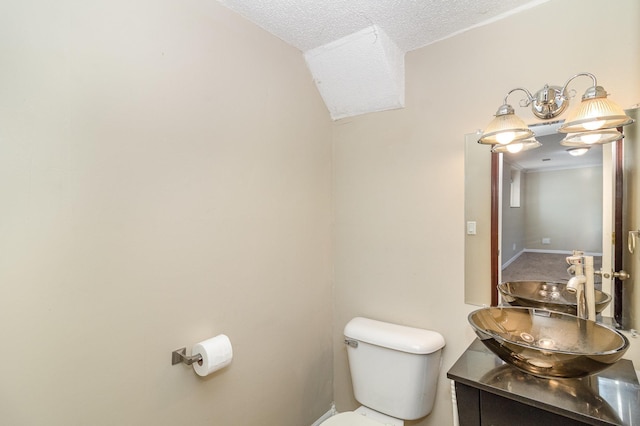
[321,411,383,426]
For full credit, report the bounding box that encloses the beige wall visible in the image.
[503,164,603,262]
[501,160,526,264]
[2,0,640,425]
[464,133,492,305]
[0,0,333,425]
[524,166,603,253]
[333,0,640,425]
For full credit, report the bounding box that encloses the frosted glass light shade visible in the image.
[567,147,590,156]
[559,89,634,133]
[560,129,623,147]
[479,108,534,145]
[491,138,541,153]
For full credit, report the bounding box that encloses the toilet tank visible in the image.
[344,317,445,421]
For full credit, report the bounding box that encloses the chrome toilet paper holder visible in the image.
[171,347,203,366]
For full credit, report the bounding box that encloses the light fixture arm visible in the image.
[504,87,534,108]
[493,88,534,116]
[559,72,601,101]
[560,72,597,95]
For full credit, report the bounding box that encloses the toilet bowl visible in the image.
[322,406,403,426]
[322,412,385,426]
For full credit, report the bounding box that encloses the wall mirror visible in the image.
[464,107,639,330]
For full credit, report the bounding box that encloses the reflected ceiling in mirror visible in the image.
[502,121,602,172]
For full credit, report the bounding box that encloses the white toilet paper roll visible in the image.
[192,334,233,377]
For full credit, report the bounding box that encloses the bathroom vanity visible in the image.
[448,339,640,426]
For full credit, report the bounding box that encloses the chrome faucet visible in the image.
[565,252,596,321]
[566,275,589,320]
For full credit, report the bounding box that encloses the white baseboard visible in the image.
[311,404,337,426]
[501,249,524,269]
[523,248,603,256]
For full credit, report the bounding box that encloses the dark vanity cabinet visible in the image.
[454,381,590,426]
[447,340,640,426]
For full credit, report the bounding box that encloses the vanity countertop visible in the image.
[447,339,640,426]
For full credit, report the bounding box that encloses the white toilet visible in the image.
[323,317,446,426]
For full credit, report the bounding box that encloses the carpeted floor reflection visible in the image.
[502,252,602,286]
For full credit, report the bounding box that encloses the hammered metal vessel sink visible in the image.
[498,281,611,315]
[468,307,629,378]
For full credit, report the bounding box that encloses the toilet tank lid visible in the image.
[344,317,445,354]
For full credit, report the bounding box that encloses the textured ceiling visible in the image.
[217,0,550,119]
[217,0,549,53]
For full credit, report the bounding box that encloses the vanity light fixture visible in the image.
[566,147,590,157]
[478,72,634,147]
